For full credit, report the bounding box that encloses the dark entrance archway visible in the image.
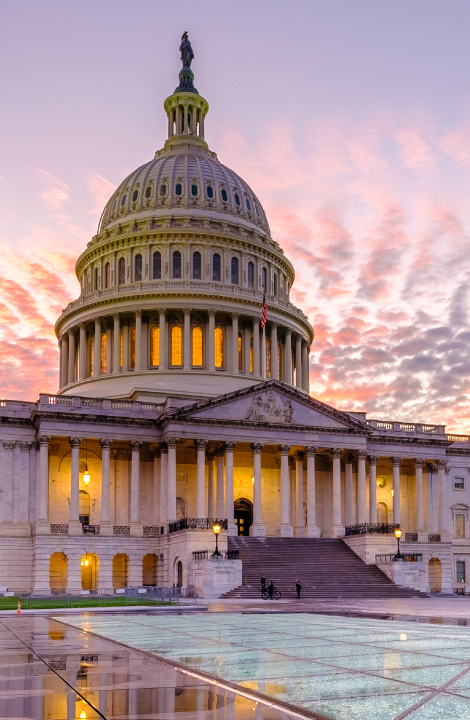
[234,498,253,536]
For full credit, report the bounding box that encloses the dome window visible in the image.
[206,185,214,199]
[173,250,182,278]
[248,261,254,288]
[153,251,161,279]
[254,202,259,217]
[175,183,183,196]
[221,189,228,202]
[212,253,221,282]
[262,267,267,291]
[234,193,241,206]
[246,198,251,211]
[135,254,142,282]
[191,184,198,197]
[132,189,139,202]
[118,258,125,286]
[112,199,117,213]
[231,257,239,285]
[159,184,167,197]
[193,251,201,279]
[145,185,152,199]
[121,194,127,206]
[105,262,110,289]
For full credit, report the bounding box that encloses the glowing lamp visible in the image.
[211,522,222,558]
[212,522,221,535]
[80,711,87,719]
[83,469,90,485]
[395,529,402,539]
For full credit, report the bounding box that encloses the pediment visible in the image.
[170,380,369,432]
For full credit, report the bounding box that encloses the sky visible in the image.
[1,1,470,430]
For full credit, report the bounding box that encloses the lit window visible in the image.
[238,331,243,371]
[193,251,201,279]
[248,261,254,288]
[171,326,182,365]
[457,560,466,583]
[130,328,136,369]
[119,330,123,368]
[213,253,221,282]
[101,334,107,374]
[455,514,466,539]
[234,193,241,206]
[206,185,213,199]
[153,251,161,279]
[159,184,166,196]
[118,258,125,285]
[150,326,160,366]
[175,183,182,196]
[173,250,181,278]
[231,257,239,284]
[191,184,198,196]
[266,338,271,378]
[89,338,94,377]
[105,263,110,288]
[135,254,142,282]
[214,327,224,368]
[132,189,138,202]
[455,477,465,490]
[221,189,228,202]
[250,333,253,372]
[146,185,152,198]
[192,326,203,366]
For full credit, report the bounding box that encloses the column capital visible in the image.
[130,441,142,451]
[215,445,225,457]
[196,439,208,450]
[357,449,368,460]
[391,456,402,467]
[69,437,82,448]
[208,310,216,318]
[426,462,437,472]
[160,442,168,454]
[252,316,260,326]
[100,439,113,450]
[437,459,448,469]
[113,313,120,321]
[231,312,240,320]
[135,309,142,318]
[2,440,15,451]
[37,435,50,447]
[306,446,317,457]
[414,458,425,468]
[444,465,451,475]
[167,438,179,449]
[184,307,192,316]
[278,444,290,455]
[345,453,355,464]
[251,443,263,454]
[368,455,379,465]
[19,441,33,453]
[331,448,343,459]
[293,450,305,461]
[159,307,167,317]
[224,441,236,452]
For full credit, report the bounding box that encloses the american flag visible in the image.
[261,290,267,328]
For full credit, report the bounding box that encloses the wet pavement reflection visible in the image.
[0,616,297,720]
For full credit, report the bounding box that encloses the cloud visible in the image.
[34,168,69,209]
[87,171,117,216]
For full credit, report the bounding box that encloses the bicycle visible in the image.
[262,588,281,600]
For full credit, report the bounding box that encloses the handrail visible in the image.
[169,518,228,533]
[345,523,400,536]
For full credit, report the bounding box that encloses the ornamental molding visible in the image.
[246,391,294,425]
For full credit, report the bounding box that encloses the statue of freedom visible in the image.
[179,32,194,68]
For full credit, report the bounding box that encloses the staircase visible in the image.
[221,537,427,599]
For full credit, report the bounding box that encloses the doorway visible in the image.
[428,558,442,593]
[234,498,253,536]
[50,552,67,593]
[81,553,98,591]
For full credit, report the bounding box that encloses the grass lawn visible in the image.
[0,597,176,610]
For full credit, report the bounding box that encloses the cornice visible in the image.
[368,434,452,448]
[158,416,369,436]
[33,411,157,431]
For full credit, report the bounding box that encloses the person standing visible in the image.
[296,579,302,599]
[268,580,274,599]
[260,574,266,595]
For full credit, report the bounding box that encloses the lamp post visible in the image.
[394,528,402,560]
[212,522,222,558]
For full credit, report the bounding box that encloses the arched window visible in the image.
[101,334,107,374]
[192,326,203,366]
[193,251,201,279]
[231,257,239,285]
[221,189,228,202]
[206,185,213,198]
[173,250,181,278]
[150,326,160,366]
[238,331,243,371]
[175,183,182,196]
[89,338,94,377]
[134,254,142,282]
[171,326,182,365]
[214,327,224,368]
[119,330,123,368]
[278,341,283,381]
[153,251,161,279]
[94,267,99,291]
[262,267,267,291]
[105,262,110,288]
[248,261,254,288]
[266,337,271,378]
[130,328,136,369]
[118,258,125,285]
[273,273,278,296]
[212,253,221,282]
[377,502,389,524]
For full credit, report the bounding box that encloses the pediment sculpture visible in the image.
[246,390,294,424]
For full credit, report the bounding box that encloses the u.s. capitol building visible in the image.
[1,37,469,597]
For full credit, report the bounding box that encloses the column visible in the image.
[295,336,302,388]
[232,313,239,374]
[278,445,293,536]
[413,458,425,533]
[250,443,265,536]
[122,320,129,372]
[135,310,142,371]
[253,318,260,377]
[244,323,251,374]
[345,454,354,526]
[294,450,305,536]
[130,441,143,535]
[36,436,50,533]
[330,448,344,537]
[425,463,437,532]
[18,442,32,525]
[60,335,68,388]
[160,444,168,523]
[216,448,225,517]
[167,439,178,522]
[438,459,448,535]
[208,311,215,371]
[285,330,292,385]
[93,317,101,376]
[302,343,309,392]
[271,324,278,379]
[184,309,191,370]
[207,453,216,517]
[1,441,14,525]
[369,455,378,524]
[100,439,113,535]
[68,329,75,384]
[153,447,161,525]
[159,309,167,369]
[357,450,367,524]
[225,442,236,535]
[196,440,207,518]
[113,314,120,374]
[306,447,320,537]
[68,437,82,535]
[392,457,401,525]
[79,323,86,380]
[105,323,112,373]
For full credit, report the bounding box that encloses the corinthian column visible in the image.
[1,441,14,525]
[36,436,50,533]
[68,437,83,535]
[167,439,178,523]
[294,450,305,537]
[208,311,215,371]
[225,442,237,535]
[100,439,113,535]
[232,314,239,374]
[93,317,101,376]
[113,314,120,374]
[196,440,207,518]
[68,329,75,384]
[392,457,401,524]
[278,445,293,536]
[415,458,425,532]
[306,447,320,537]
[369,456,378,524]
[79,323,86,380]
[250,443,265,536]
[216,447,225,517]
[130,441,143,536]
[357,450,367,524]
[135,310,142,371]
[271,324,278,379]
[330,449,344,537]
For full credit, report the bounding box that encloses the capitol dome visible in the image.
[55,47,313,401]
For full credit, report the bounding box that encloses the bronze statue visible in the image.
[180,32,194,68]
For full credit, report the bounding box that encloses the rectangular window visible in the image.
[457,560,466,584]
[455,477,465,490]
[455,514,466,539]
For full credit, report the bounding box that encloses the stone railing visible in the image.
[50,524,69,534]
[143,526,164,537]
[404,533,418,542]
[39,394,163,415]
[113,526,130,536]
[367,420,446,435]
[169,518,228,534]
[192,549,239,560]
[345,523,400,536]
[428,533,441,542]
[375,553,423,563]
[82,525,100,535]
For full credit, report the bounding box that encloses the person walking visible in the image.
[296,579,302,599]
[261,574,266,595]
[268,579,274,600]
